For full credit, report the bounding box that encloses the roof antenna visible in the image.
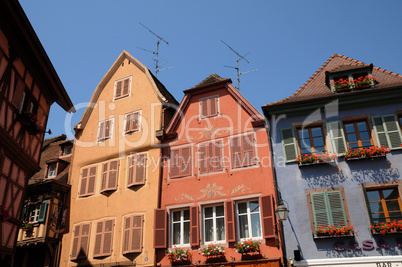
[138,22,172,77]
[221,40,258,91]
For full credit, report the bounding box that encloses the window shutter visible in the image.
[134,154,147,185]
[181,147,192,177]
[71,224,81,260]
[38,201,47,223]
[123,216,131,254]
[198,144,208,174]
[190,205,199,246]
[78,223,91,259]
[108,160,118,190]
[200,99,208,118]
[260,195,275,238]
[371,116,389,147]
[280,127,298,163]
[231,136,242,168]
[170,149,180,178]
[122,78,130,96]
[79,168,89,196]
[383,115,402,148]
[154,209,167,248]
[131,112,140,132]
[361,186,374,225]
[115,81,122,98]
[98,121,105,141]
[311,191,347,229]
[209,97,218,116]
[93,221,103,257]
[102,219,114,256]
[105,119,112,140]
[87,166,97,195]
[212,140,223,172]
[327,191,347,227]
[131,215,144,253]
[12,77,25,109]
[128,155,135,186]
[21,205,26,222]
[242,133,256,166]
[101,162,108,191]
[225,200,236,242]
[311,192,330,229]
[327,121,347,155]
[125,113,133,134]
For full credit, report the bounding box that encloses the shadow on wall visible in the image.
[299,163,346,188]
[348,159,400,184]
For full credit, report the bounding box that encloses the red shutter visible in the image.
[102,219,114,256]
[12,77,25,109]
[122,78,129,96]
[115,81,122,98]
[79,168,88,196]
[190,205,199,246]
[242,133,256,167]
[231,136,242,168]
[261,195,275,238]
[212,140,223,172]
[107,160,118,190]
[154,209,167,248]
[123,216,131,254]
[87,166,97,195]
[125,113,133,134]
[127,155,135,186]
[209,97,218,116]
[198,144,208,174]
[71,224,81,260]
[134,154,147,185]
[98,121,105,141]
[93,221,103,257]
[101,162,108,191]
[225,201,236,242]
[180,147,191,177]
[200,99,208,118]
[170,149,180,178]
[131,215,143,252]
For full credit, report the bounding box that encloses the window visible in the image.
[79,166,97,197]
[371,115,402,149]
[101,160,119,192]
[171,209,190,246]
[114,76,131,100]
[198,140,223,175]
[364,186,402,224]
[97,118,113,142]
[236,200,262,240]
[124,110,141,134]
[93,219,115,257]
[47,163,57,178]
[199,95,219,119]
[203,205,225,244]
[28,205,40,223]
[123,214,144,254]
[63,146,72,156]
[22,202,48,224]
[71,222,91,260]
[230,133,257,169]
[296,126,326,155]
[343,121,373,149]
[170,146,192,178]
[328,70,374,93]
[127,153,147,187]
[306,188,349,232]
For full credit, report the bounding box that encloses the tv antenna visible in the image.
[221,40,258,91]
[138,22,172,77]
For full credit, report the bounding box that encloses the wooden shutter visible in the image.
[93,221,103,257]
[280,127,298,163]
[242,133,256,167]
[190,205,199,246]
[327,121,347,155]
[115,81,122,98]
[181,147,192,177]
[361,186,374,225]
[225,200,236,242]
[77,223,91,259]
[101,162,108,191]
[261,195,275,238]
[210,97,218,116]
[79,168,88,196]
[87,166,97,195]
[170,148,180,178]
[311,191,347,230]
[200,99,208,118]
[212,140,223,172]
[198,144,208,174]
[131,215,144,253]
[104,119,112,140]
[102,219,114,256]
[371,116,389,147]
[122,78,130,96]
[134,154,147,185]
[131,112,140,132]
[125,113,133,134]
[38,201,47,223]
[383,115,402,148]
[327,191,347,227]
[311,192,330,229]
[71,224,81,260]
[128,155,135,186]
[98,121,105,141]
[231,136,242,168]
[154,209,167,248]
[123,216,131,254]
[101,160,119,192]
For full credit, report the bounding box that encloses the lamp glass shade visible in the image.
[276,204,289,221]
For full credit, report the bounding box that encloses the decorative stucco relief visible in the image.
[185,126,235,142]
[175,183,251,202]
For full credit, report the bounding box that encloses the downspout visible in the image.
[264,116,288,267]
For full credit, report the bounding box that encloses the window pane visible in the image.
[238,214,248,239]
[173,211,181,222]
[204,207,213,218]
[344,124,355,133]
[359,132,370,141]
[183,210,190,220]
[251,213,261,237]
[357,122,368,132]
[386,200,401,212]
[311,127,322,137]
[183,222,190,244]
[383,189,398,200]
[216,218,225,241]
[347,133,358,143]
[299,139,311,149]
[216,205,224,217]
[372,213,386,224]
[313,137,324,147]
[173,223,180,245]
[204,219,213,242]
[298,129,309,139]
[369,202,384,213]
[238,203,247,214]
[249,201,260,213]
[367,191,381,202]
[361,141,372,148]
[350,143,359,149]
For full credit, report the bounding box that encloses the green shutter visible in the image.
[372,116,390,147]
[383,115,402,149]
[311,191,347,230]
[326,121,347,155]
[38,201,48,223]
[280,127,298,163]
[361,185,373,225]
[21,205,27,222]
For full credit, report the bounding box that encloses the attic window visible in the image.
[47,163,57,178]
[114,76,132,101]
[327,64,376,93]
[62,146,72,156]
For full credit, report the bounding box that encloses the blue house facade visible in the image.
[263,54,402,267]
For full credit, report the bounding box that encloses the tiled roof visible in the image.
[192,74,227,88]
[265,54,402,107]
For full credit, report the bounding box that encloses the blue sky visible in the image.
[19,0,402,138]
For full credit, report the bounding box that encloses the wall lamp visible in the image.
[275,202,289,221]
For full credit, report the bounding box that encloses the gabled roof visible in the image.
[75,50,178,131]
[264,54,402,107]
[166,74,264,134]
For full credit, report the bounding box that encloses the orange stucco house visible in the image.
[154,75,283,267]
[58,51,177,266]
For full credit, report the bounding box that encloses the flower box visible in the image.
[199,244,226,262]
[296,153,337,166]
[345,154,386,161]
[235,239,262,254]
[167,247,191,265]
[171,259,192,266]
[370,221,402,235]
[314,224,357,238]
[343,146,390,161]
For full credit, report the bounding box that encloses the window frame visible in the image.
[235,199,263,241]
[197,139,224,176]
[229,132,258,170]
[28,204,40,223]
[70,222,91,260]
[202,204,226,244]
[171,208,191,247]
[295,125,327,155]
[342,120,373,150]
[79,165,98,197]
[100,159,119,193]
[113,76,132,101]
[124,110,142,135]
[123,214,144,254]
[199,95,220,119]
[329,70,373,93]
[97,118,114,142]
[62,146,72,156]
[169,145,193,179]
[47,163,57,178]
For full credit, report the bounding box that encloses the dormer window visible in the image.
[62,146,72,156]
[199,95,219,119]
[47,163,57,178]
[114,76,132,101]
[326,64,376,93]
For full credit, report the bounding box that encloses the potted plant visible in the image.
[315,223,356,237]
[199,244,226,262]
[370,220,402,235]
[331,78,353,91]
[19,112,44,135]
[166,246,191,265]
[354,75,376,89]
[296,152,337,166]
[22,221,34,231]
[343,145,390,160]
[235,239,262,254]
[0,205,10,222]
